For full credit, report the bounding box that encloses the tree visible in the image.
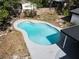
[0,0,21,21]
[0,0,21,31]
[0,9,9,21]
[56,0,79,16]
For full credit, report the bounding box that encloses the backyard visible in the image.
[0,7,71,59]
[0,0,79,59]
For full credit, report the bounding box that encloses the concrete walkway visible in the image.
[26,38,66,59]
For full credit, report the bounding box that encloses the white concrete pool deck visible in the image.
[14,19,66,59]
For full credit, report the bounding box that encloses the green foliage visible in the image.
[62,0,79,16]
[28,0,48,8]
[3,1,10,8]
[36,3,43,8]
[69,0,79,6]
[0,9,9,19]
[0,0,21,21]
[63,9,69,16]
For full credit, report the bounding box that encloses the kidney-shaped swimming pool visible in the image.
[17,21,60,45]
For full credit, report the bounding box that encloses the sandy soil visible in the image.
[0,30,30,59]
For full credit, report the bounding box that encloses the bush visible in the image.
[0,9,9,21]
[28,0,48,8]
[24,10,37,17]
[63,9,69,16]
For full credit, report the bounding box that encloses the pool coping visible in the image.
[14,19,62,30]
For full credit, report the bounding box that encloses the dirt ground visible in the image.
[0,30,30,59]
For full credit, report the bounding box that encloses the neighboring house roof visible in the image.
[70,8,79,15]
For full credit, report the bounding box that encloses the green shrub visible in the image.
[0,9,9,21]
[28,0,47,8]
[63,9,69,16]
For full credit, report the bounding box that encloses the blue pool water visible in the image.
[17,21,60,45]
